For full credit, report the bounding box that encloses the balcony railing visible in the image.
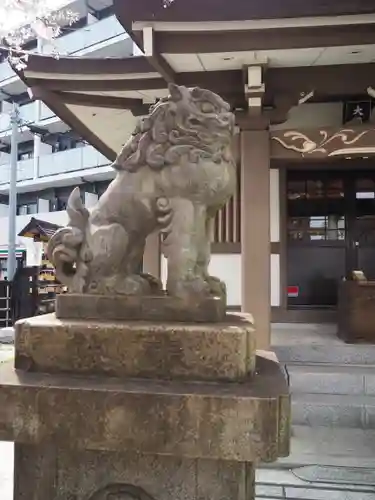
[53,16,125,56]
[0,102,37,134]
[0,145,109,185]
[40,103,54,121]
[0,158,34,184]
[38,146,108,177]
[0,61,17,83]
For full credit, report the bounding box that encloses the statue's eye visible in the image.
[189,118,201,126]
[201,102,215,113]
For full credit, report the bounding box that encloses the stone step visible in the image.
[287,363,375,396]
[275,343,375,366]
[256,466,375,500]
[266,425,375,469]
[292,393,375,428]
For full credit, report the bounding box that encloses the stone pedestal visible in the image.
[0,313,290,500]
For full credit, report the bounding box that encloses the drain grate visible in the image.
[256,480,375,499]
[292,464,375,486]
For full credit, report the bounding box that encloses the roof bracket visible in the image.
[143,26,176,84]
[244,65,265,116]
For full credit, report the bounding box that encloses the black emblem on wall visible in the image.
[343,99,375,124]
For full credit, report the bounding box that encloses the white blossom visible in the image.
[0,1,79,66]
[0,0,175,68]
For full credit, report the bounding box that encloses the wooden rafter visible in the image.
[114,0,375,26]
[142,26,176,83]
[154,24,375,54]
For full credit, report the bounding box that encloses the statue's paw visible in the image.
[139,273,164,295]
[168,276,210,301]
[205,275,227,298]
[87,275,150,295]
[53,244,77,264]
[120,275,152,295]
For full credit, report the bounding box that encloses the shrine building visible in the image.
[19,0,375,348]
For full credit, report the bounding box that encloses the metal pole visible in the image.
[7,102,19,281]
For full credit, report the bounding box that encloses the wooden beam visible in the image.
[25,54,153,76]
[142,26,175,83]
[25,70,244,94]
[55,91,148,112]
[235,104,293,129]
[266,63,375,99]
[155,24,375,54]
[244,65,265,116]
[25,77,167,92]
[30,87,117,161]
[115,0,375,24]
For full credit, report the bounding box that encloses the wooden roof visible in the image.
[18,217,61,242]
[15,0,375,159]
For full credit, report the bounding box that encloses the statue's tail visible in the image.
[47,187,91,292]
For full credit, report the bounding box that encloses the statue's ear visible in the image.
[168,83,182,101]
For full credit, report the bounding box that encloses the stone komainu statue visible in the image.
[47,84,236,300]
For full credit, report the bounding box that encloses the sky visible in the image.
[0,0,72,37]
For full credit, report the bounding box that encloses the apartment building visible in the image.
[0,0,134,276]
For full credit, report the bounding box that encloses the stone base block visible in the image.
[0,356,289,463]
[15,313,255,381]
[56,293,226,323]
[14,444,255,500]
[2,311,290,500]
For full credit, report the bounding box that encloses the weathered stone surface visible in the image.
[15,313,255,381]
[255,352,291,459]
[2,82,290,500]
[0,356,288,463]
[13,445,255,500]
[55,293,227,323]
[48,85,236,306]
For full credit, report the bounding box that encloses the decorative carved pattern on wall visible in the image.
[86,483,157,500]
[271,127,375,159]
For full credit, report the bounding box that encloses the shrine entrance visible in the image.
[286,168,375,308]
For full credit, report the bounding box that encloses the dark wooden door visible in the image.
[352,175,375,279]
[287,169,375,308]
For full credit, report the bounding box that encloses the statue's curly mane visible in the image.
[113,84,234,172]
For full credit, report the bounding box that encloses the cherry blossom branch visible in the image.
[0,1,79,69]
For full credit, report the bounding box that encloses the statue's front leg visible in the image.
[196,216,227,299]
[162,198,209,300]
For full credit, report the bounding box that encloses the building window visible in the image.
[18,151,33,161]
[288,216,345,241]
[56,199,67,211]
[12,92,32,106]
[17,140,34,161]
[287,178,344,200]
[52,133,84,152]
[287,173,346,241]
[95,5,114,19]
[17,203,37,215]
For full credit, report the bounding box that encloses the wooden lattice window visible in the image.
[212,165,241,245]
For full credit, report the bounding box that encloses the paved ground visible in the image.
[272,322,339,346]
[0,327,14,344]
[256,467,375,499]
[0,344,13,363]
